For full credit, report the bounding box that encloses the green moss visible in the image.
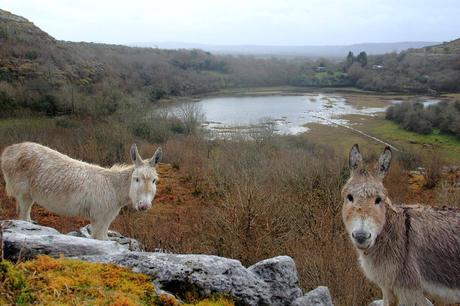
[0,260,34,305]
[17,255,156,305]
[0,256,235,306]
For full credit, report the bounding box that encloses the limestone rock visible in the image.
[81,252,302,305]
[67,224,142,251]
[248,256,303,304]
[1,220,311,305]
[1,220,129,261]
[291,286,334,306]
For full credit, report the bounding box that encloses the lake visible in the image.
[170,94,439,136]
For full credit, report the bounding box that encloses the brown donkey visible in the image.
[342,144,460,305]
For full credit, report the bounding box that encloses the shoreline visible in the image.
[157,86,450,110]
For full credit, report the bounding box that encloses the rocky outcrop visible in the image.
[248,256,303,304]
[291,287,334,306]
[1,220,129,261]
[81,252,302,305]
[1,220,334,305]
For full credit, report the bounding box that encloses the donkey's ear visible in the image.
[377,146,392,178]
[149,147,162,167]
[130,144,144,167]
[349,144,363,172]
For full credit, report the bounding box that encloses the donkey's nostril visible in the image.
[352,231,371,244]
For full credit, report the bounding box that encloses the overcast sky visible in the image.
[2,0,459,46]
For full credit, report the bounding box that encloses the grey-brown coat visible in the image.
[342,144,460,305]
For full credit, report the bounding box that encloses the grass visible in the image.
[344,93,395,108]
[302,122,383,158]
[0,256,235,306]
[334,93,460,163]
[0,117,56,128]
[303,109,460,163]
[363,116,460,162]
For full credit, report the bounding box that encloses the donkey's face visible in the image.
[129,144,162,211]
[342,144,392,250]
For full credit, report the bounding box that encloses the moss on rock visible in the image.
[0,256,234,306]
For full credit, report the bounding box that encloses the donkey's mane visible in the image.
[110,164,134,171]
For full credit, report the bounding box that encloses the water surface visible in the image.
[171,94,440,136]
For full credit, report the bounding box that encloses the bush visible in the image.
[386,100,460,137]
[0,91,17,117]
[30,95,59,116]
[175,103,205,136]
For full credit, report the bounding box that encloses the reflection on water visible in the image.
[171,94,440,137]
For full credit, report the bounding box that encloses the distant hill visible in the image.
[132,41,439,58]
[412,38,460,54]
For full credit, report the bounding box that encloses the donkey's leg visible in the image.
[17,193,34,222]
[90,207,120,240]
[90,220,110,240]
[395,288,432,306]
[381,287,398,306]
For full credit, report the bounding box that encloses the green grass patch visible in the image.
[303,114,460,163]
[366,118,460,162]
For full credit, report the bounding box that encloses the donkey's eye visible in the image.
[375,197,382,205]
[347,194,354,202]
[135,178,139,183]
[152,179,156,184]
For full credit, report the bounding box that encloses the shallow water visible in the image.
[187,94,386,135]
[171,94,440,136]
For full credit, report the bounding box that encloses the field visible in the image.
[304,92,460,163]
[1,91,460,306]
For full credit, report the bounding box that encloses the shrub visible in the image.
[30,95,59,116]
[176,103,205,136]
[0,91,17,117]
[386,100,460,137]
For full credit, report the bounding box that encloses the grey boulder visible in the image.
[1,220,129,261]
[81,252,302,306]
[291,286,334,306]
[248,256,303,304]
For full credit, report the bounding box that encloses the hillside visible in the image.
[345,39,460,93]
[0,8,459,119]
[0,9,308,117]
[413,38,460,54]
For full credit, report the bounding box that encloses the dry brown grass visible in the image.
[0,118,457,305]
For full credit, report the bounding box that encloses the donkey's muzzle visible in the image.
[352,230,371,244]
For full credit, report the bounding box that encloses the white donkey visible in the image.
[1,142,161,240]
